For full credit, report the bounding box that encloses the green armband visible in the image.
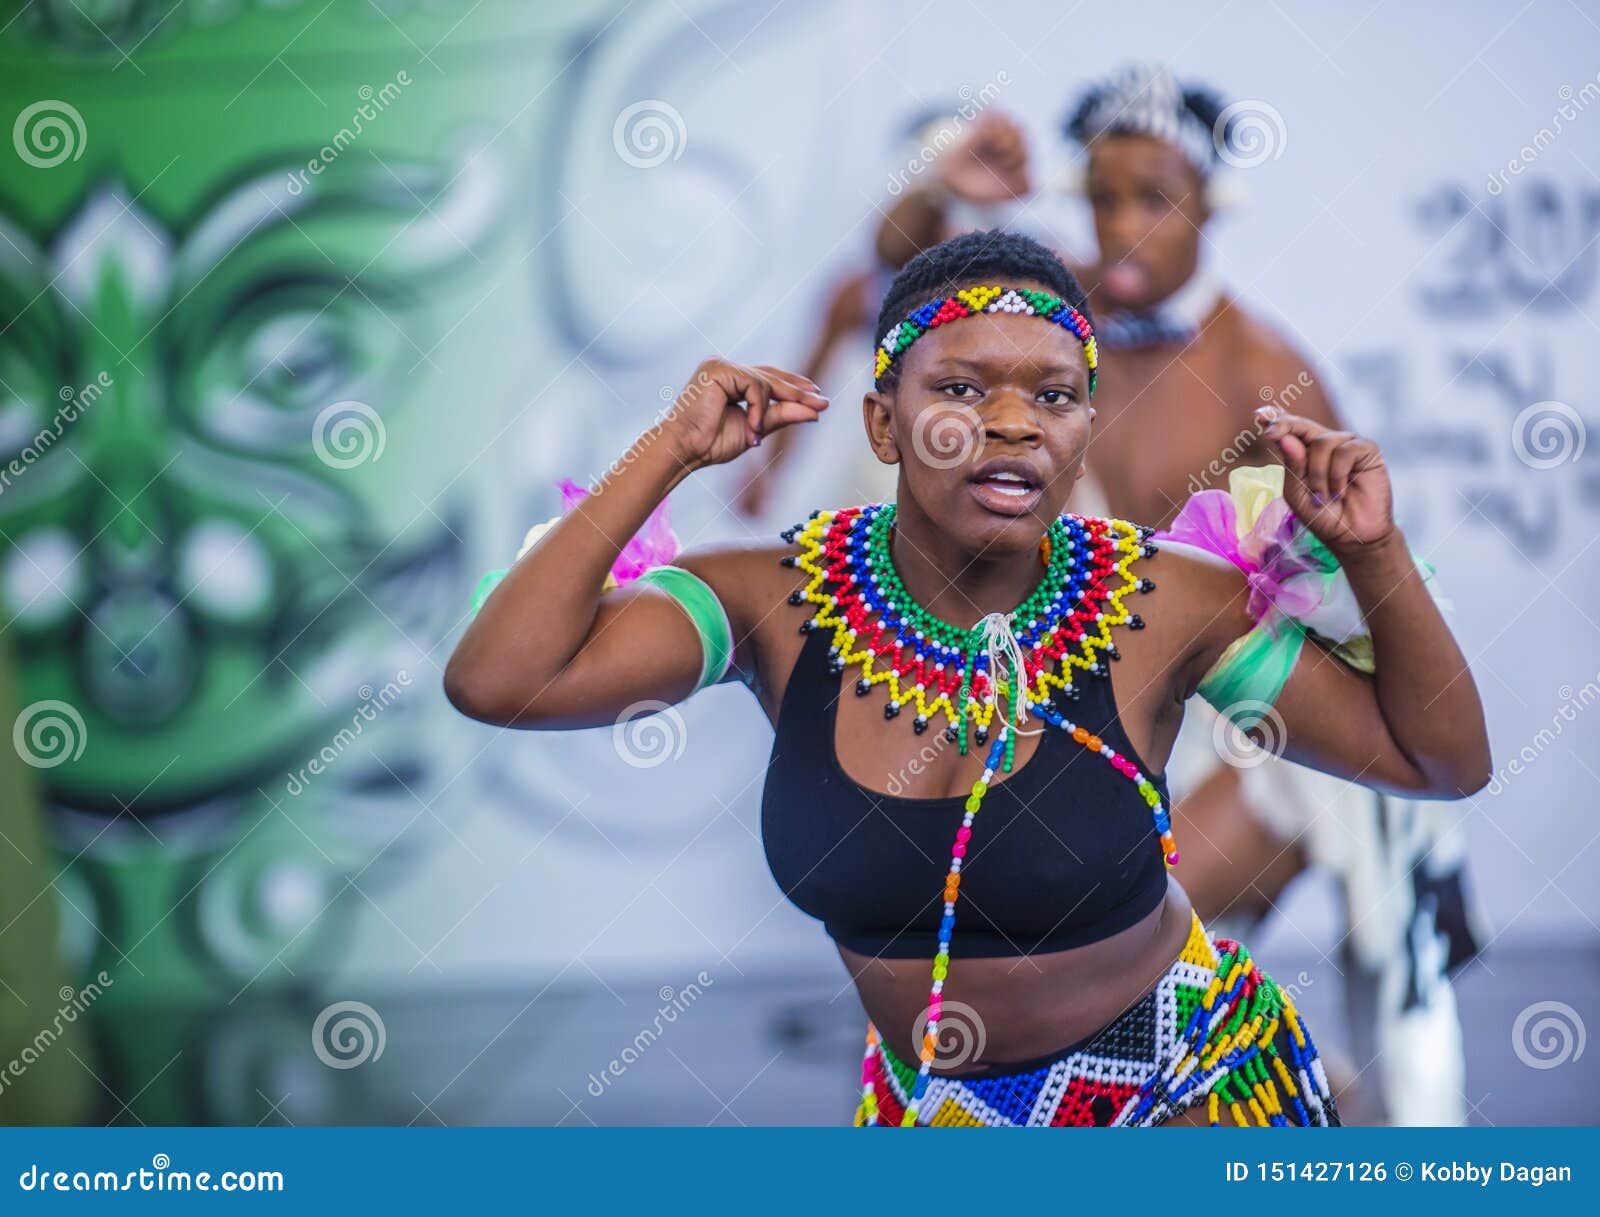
[466,561,732,694]
[467,515,599,617]
[470,568,510,615]
[1196,622,1307,730]
[634,564,734,695]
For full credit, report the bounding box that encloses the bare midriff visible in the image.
[839,877,1195,1077]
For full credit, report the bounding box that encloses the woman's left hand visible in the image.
[1254,405,1395,555]
[1242,405,1491,799]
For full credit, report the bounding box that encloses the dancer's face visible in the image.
[864,281,1093,555]
[1086,134,1209,312]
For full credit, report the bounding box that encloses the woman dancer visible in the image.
[446,231,1490,1127]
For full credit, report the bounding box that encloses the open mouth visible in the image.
[968,459,1045,516]
[1101,258,1150,304]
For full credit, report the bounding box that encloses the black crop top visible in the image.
[760,626,1171,958]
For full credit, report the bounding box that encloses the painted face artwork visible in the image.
[0,1,532,1013]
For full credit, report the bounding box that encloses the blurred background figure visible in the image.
[0,1,1593,1127]
[734,105,981,524]
[734,264,886,518]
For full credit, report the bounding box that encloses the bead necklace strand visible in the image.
[785,504,1176,1125]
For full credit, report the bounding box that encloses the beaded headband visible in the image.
[873,285,1098,395]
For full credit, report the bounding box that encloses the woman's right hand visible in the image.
[664,359,828,471]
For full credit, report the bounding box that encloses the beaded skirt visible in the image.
[854,912,1340,1127]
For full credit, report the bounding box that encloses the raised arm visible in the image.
[874,111,1034,268]
[443,360,827,729]
[1169,407,1491,799]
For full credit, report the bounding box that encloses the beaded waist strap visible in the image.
[854,911,1338,1128]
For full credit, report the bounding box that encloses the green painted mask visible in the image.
[0,0,562,1003]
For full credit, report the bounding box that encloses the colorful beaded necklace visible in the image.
[782,503,1179,1126]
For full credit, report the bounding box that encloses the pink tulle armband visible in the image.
[1154,466,1440,672]
[554,478,680,586]
[470,480,681,615]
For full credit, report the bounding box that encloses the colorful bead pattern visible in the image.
[783,503,1191,1126]
[873,284,1099,394]
[854,911,1339,1127]
[787,503,1154,755]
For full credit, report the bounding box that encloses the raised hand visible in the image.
[665,359,828,472]
[1253,405,1395,555]
[935,111,1033,205]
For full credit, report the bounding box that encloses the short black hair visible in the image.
[874,230,1092,389]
